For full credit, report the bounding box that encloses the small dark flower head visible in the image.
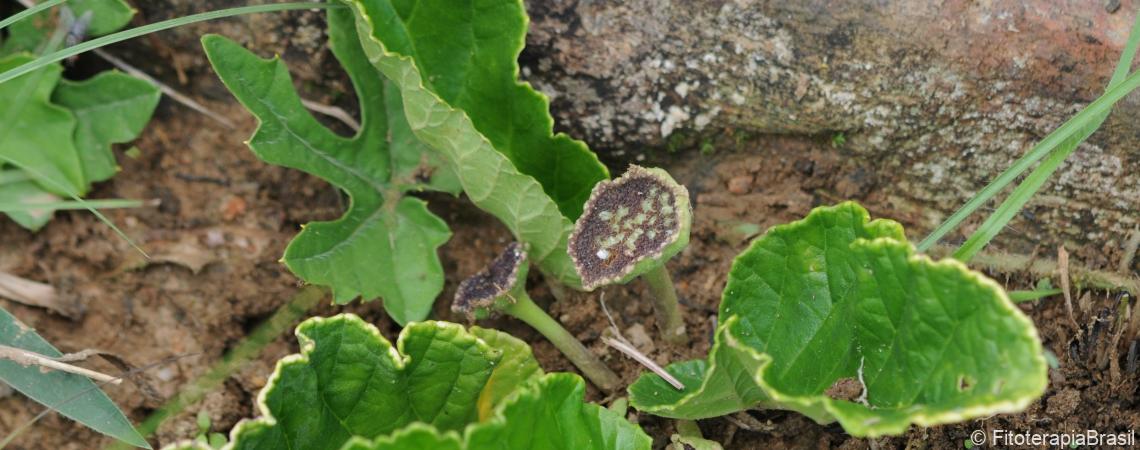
[453,242,528,319]
[568,165,691,291]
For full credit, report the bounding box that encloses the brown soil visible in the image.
[2,14,1138,450]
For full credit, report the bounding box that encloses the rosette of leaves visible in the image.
[452,242,621,391]
[628,202,1048,437]
[568,165,691,343]
[0,0,160,229]
[160,314,650,450]
[334,0,610,288]
[201,5,462,324]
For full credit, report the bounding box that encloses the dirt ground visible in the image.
[1,11,1139,450]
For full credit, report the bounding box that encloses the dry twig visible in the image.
[598,294,685,390]
[0,344,120,385]
[0,271,80,318]
[1058,246,1080,328]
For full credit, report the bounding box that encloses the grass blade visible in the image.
[918,11,1140,253]
[0,1,334,256]
[0,198,145,212]
[0,0,67,32]
[0,2,337,85]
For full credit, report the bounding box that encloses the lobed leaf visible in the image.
[344,374,652,450]
[0,4,157,230]
[0,55,84,196]
[164,314,648,450]
[201,3,457,324]
[349,0,607,219]
[52,71,161,184]
[462,373,651,450]
[629,203,1048,436]
[65,0,135,36]
[342,0,591,287]
[0,306,149,448]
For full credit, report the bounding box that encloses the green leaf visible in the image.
[463,373,651,450]
[670,420,722,450]
[200,3,455,324]
[0,55,84,197]
[344,374,652,450]
[0,176,58,230]
[342,0,589,287]
[349,0,607,218]
[226,316,498,450]
[214,314,648,450]
[0,0,134,55]
[341,425,462,450]
[0,306,149,448]
[65,0,135,36]
[53,71,161,183]
[630,203,1048,437]
[469,326,543,420]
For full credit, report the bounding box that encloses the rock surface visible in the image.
[134,0,1140,257]
[522,0,1140,257]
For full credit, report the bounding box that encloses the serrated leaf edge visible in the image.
[219,315,501,449]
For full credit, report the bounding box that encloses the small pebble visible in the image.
[205,229,226,248]
[727,175,754,194]
[156,367,176,382]
[624,323,656,354]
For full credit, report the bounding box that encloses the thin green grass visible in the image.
[918,11,1140,260]
[0,0,66,32]
[0,1,335,258]
[0,198,146,212]
[0,2,338,85]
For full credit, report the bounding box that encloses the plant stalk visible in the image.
[505,291,621,392]
[642,265,689,344]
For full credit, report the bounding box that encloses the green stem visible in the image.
[1009,289,1062,303]
[675,420,704,439]
[505,291,621,392]
[643,265,688,344]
